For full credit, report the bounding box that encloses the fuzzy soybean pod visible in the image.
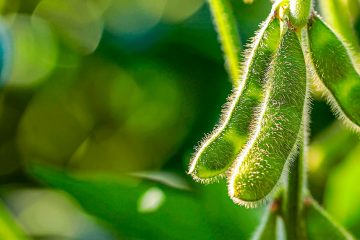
[308,16,360,130]
[229,29,307,207]
[289,0,312,28]
[188,17,281,182]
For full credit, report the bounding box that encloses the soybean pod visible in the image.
[318,0,360,53]
[188,16,281,182]
[308,15,360,130]
[229,28,307,207]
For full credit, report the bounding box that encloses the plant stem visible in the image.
[285,144,305,239]
[285,113,308,239]
[289,0,312,27]
[208,0,242,87]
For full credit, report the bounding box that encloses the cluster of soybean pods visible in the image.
[189,0,360,209]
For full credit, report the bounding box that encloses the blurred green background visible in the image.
[0,0,359,239]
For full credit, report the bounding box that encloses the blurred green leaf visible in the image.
[4,189,116,239]
[324,143,360,237]
[251,208,277,240]
[0,200,28,240]
[304,198,354,240]
[29,164,213,239]
[308,121,359,201]
[29,164,261,239]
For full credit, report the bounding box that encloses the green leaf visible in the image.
[252,213,277,240]
[252,203,282,240]
[28,165,261,239]
[324,143,360,236]
[304,198,354,240]
[0,200,28,240]
[308,121,358,200]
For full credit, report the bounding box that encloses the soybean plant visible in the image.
[189,0,360,239]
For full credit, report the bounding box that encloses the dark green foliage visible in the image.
[29,165,261,240]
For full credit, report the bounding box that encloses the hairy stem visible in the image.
[285,105,309,239]
[285,140,306,239]
[208,0,242,87]
[289,0,312,28]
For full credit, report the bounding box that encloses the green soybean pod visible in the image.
[229,28,307,207]
[304,198,355,240]
[289,0,312,28]
[318,0,360,54]
[188,16,281,182]
[308,15,360,130]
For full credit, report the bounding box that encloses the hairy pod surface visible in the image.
[308,16,360,130]
[188,17,281,182]
[304,198,354,240]
[289,0,312,28]
[229,28,307,207]
[318,0,360,54]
